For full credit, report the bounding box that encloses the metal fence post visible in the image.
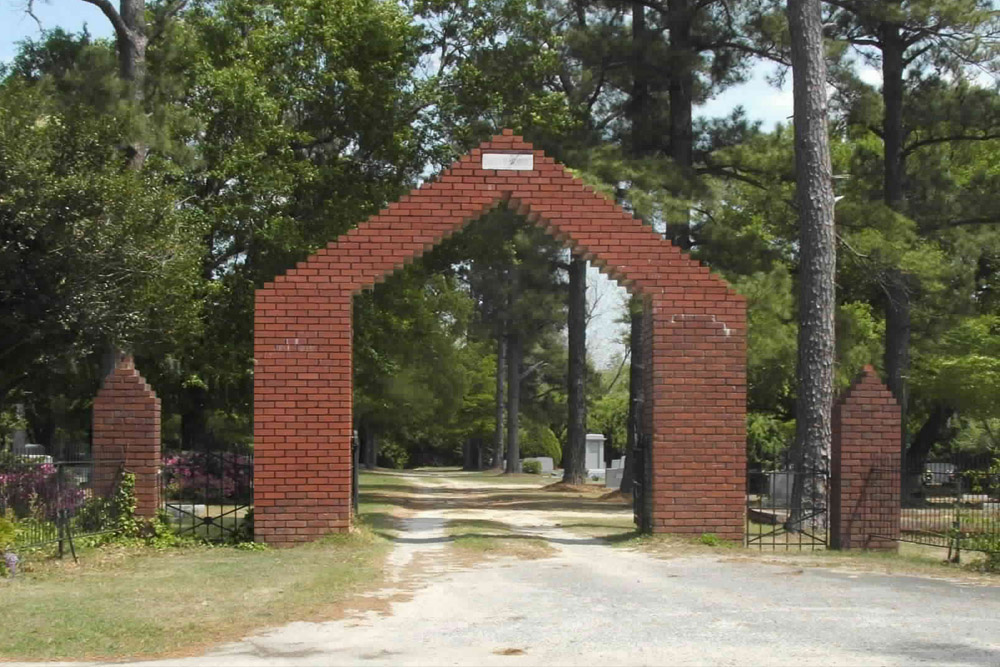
[56,463,65,559]
[352,431,360,517]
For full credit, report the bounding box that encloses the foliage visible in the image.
[162,451,251,503]
[1,0,999,476]
[747,412,795,469]
[521,460,542,475]
[587,359,629,457]
[374,439,410,470]
[699,533,725,547]
[0,511,15,549]
[0,64,205,410]
[0,456,85,520]
[110,472,140,539]
[519,423,562,466]
[913,316,1000,420]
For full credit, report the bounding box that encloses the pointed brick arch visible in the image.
[254,131,746,546]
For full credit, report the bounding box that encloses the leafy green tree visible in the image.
[827,0,1000,451]
[0,65,203,437]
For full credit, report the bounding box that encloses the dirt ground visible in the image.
[33,469,1000,667]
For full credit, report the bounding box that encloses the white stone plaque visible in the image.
[482,153,534,171]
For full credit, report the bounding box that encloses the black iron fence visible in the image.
[161,450,253,542]
[746,469,829,550]
[879,453,1000,558]
[0,457,125,556]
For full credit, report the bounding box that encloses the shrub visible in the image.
[522,460,542,475]
[162,451,250,503]
[699,533,722,547]
[519,424,561,466]
[967,533,1000,573]
[0,511,15,549]
[0,456,85,520]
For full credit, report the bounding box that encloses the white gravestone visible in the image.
[585,433,606,474]
[521,457,554,473]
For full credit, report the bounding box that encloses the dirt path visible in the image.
[62,470,1000,666]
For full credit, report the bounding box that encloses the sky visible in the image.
[0,4,813,368]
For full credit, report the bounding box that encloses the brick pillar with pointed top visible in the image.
[92,354,162,518]
[831,365,901,550]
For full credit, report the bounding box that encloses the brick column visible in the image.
[831,365,901,550]
[92,355,162,518]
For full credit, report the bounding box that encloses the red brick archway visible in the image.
[254,131,746,546]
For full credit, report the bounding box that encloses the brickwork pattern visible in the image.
[92,355,162,518]
[254,131,747,546]
[831,365,901,550]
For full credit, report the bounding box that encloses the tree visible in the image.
[826,0,1000,455]
[787,0,836,524]
[0,61,203,430]
[563,256,588,483]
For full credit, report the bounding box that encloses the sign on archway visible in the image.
[253,131,746,546]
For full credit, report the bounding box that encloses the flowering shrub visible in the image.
[162,452,251,503]
[0,459,85,521]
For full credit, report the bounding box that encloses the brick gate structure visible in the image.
[254,131,747,546]
[92,354,162,518]
[831,366,902,550]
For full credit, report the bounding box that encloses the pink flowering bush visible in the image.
[162,451,251,503]
[0,458,85,520]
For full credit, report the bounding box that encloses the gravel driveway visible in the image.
[45,471,1000,667]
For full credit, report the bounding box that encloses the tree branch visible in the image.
[25,0,43,30]
[151,0,190,41]
[80,0,133,42]
[903,132,1000,156]
[925,216,1000,231]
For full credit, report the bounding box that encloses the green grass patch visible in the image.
[0,482,404,662]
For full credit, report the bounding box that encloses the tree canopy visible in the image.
[1,0,998,470]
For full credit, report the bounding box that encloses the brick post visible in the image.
[830,365,901,550]
[92,354,162,518]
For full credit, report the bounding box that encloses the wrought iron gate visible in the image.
[746,469,829,550]
[161,450,253,542]
[633,433,651,533]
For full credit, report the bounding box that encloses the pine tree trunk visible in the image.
[564,257,588,484]
[620,303,643,494]
[668,0,694,250]
[880,18,911,460]
[493,333,506,469]
[625,2,652,495]
[787,0,836,530]
[505,332,522,474]
[630,0,652,157]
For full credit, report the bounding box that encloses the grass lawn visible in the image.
[0,475,415,662]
